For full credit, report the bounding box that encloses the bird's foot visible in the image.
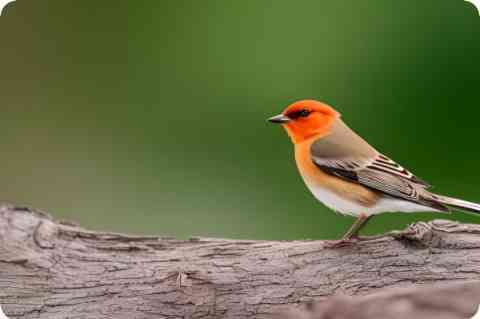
[385,229,418,240]
[323,237,359,249]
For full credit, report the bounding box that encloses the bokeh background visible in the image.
[0,1,479,239]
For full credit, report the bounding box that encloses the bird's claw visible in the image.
[323,237,359,249]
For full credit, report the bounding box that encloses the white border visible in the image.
[0,305,9,319]
[472,305,480,319]
[0,0,15,16]
[465,0,480,14]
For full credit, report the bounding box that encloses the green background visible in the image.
[0,1,479,239]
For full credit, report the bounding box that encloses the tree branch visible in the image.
[278,282,480,319]
[0,205,479,318]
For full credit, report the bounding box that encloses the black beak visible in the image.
[268,114,291,124]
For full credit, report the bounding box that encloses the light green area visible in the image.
[0,1,479,239]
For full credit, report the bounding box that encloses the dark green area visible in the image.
[1,1,479,239]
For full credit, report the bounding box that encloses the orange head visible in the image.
[268,100,340,144]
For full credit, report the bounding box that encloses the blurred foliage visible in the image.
[0,1,479,239]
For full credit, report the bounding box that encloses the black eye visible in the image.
[287,108,311,119]
[298,109,311,117]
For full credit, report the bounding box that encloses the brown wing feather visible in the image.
[310,119,446,211]
[313,159,448,212]
[368,155,431,187]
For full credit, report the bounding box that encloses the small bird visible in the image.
[268,100,480,242]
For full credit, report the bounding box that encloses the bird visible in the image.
[268,100,480,243]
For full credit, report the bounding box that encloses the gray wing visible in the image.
[310,119,446,211]
[312,154,447,211]
[314,152,431,187]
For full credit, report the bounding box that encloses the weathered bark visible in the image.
[0,205,479,318]
[278,282,480,319]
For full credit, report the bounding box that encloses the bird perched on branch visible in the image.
[268,100,480,244]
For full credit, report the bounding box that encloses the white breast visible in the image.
[303,180,439,217]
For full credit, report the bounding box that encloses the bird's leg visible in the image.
[342,214,371,240]
[324,214,371,249]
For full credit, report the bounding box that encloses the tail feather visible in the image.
[434,194,480,214]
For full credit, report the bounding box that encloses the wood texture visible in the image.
[279,282,480,319]
[0,205,479,318]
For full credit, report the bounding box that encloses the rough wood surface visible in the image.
[0,205,480,318]
[278,281,480,319]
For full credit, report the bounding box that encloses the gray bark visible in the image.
[278,282,480,319]
[0,205,479,318]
